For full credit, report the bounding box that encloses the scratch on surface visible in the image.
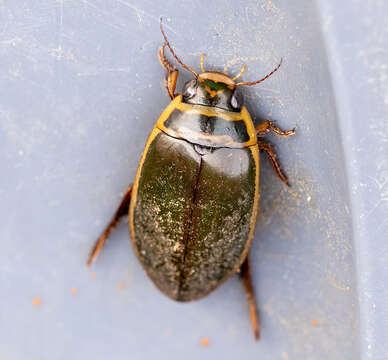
[82,0,128,32]
[327,273,352,292]
[115,0,175,31]
[223,56,262,73]
[50,0,65,61]
[244,91,286,118]
[0,37,22,47]
[54,0,64,60]
[360,173,388,220]
[50,46,75,62]
[77,67,132,77]
[261,0,280,13]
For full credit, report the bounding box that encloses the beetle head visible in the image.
[182,72,243,112]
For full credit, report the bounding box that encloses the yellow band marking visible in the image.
[129,127,161,241]
[155,95,257,148]
[204,85,224,98]
[176,100,242,121]
[236,144,260,271]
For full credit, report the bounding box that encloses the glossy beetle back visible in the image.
[129,129,260,301]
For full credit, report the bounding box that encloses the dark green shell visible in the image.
[130,131,259,301]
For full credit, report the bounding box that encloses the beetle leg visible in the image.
[256,120,296,138]
[86,184,133,267]
[258,140,290,187]
[240,254,260,340]
[158,43,179,100]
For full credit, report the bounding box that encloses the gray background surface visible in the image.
[0,1,387,359]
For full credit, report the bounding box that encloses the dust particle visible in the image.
[91,272,97,279]
[32,297,42,306]
[200,337,210,347]
[70,287,78,295]
[118,283,125,290]
[311,319,318,326]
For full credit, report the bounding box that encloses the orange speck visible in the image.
[91,272,97,279]
[118,283,125,290]
[70,287,78,295]
[311,319,318,326]
[32,297,42,306]
[200,337,210,347]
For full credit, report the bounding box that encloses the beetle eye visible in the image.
[182,80,197,99]
[230,91,243,110]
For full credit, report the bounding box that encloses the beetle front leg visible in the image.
[86,184,133,267]
[158,43,178,100]
[240,254,260,340]
[258,140,290,187]
[256,120,295,138]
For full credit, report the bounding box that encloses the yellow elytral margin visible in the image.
[238,145,260,270]
[129,127,161,244]
[155,95,257,147]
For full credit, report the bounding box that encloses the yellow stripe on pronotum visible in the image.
[155,95,257,147]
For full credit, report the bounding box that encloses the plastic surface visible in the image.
[0,1,386,359]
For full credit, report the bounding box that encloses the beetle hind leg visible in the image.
[158,44,178,100]
[86,184,133,267]
[258,140,290,187]
[240,254,260,340]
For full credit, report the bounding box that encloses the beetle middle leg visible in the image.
[240,254,260,340]
[158,43,178,100]
[86,184,133,267]
[256,120,295,138]
[258,140,290,187]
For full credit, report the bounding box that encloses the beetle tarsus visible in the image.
[256,120,296,138]
[86,184,133,267]
[158,44,179,99]
[258,140,290,187]
[240,255,260,340]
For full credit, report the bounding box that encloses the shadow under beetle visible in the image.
[87,19,295,340]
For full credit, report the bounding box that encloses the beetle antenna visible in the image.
[160,18,199,78]
[200,53,205,73]
[231,64,246,81]
[235,58,282,87]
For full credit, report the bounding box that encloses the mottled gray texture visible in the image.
[0,0,386,359]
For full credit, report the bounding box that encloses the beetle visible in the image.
[87,20,295,340]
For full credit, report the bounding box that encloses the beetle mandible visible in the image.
[87,19,295,340]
